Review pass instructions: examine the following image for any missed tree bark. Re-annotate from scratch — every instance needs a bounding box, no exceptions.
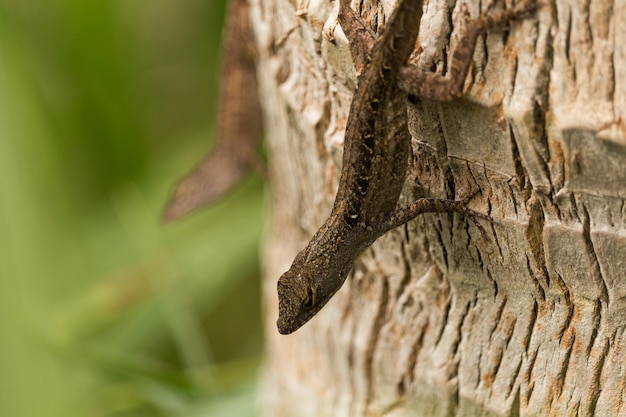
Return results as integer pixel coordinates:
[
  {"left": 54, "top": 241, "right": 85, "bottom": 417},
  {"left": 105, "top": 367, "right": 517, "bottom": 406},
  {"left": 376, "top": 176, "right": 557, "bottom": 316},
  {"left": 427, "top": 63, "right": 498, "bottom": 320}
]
[{"left": 251, "top": 0, "right": 626, "bottom": 415}]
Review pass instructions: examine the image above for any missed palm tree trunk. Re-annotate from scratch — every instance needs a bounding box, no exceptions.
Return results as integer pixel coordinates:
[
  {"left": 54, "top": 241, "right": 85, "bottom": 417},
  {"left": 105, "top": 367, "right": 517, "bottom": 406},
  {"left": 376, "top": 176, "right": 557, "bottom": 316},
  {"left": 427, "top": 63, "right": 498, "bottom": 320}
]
[{"left": 252, "top": 0, "right": 626, "bottom": 415}]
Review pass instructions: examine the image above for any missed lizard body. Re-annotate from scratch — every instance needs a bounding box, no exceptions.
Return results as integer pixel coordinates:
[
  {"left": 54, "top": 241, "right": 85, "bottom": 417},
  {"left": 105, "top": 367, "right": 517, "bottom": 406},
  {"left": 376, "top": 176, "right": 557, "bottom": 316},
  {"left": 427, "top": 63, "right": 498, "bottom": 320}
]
[{"left": 277, "top": 0, "right": 536, "bottom": 334}]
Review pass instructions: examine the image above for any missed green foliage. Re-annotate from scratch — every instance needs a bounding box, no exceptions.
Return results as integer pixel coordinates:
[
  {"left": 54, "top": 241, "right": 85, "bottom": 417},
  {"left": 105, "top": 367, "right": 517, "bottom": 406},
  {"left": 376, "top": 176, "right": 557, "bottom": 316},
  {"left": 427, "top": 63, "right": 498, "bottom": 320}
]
[{"left": 0, "top": 0, "right": 263, "bottom": 416}]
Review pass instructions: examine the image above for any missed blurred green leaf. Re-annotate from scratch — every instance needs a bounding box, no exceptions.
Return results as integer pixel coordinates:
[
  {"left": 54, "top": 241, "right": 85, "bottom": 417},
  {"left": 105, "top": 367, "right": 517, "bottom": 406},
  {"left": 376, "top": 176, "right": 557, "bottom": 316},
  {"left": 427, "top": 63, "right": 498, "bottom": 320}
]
[{"left": 0, "top": 0, "right": 263, "bottom": 416}]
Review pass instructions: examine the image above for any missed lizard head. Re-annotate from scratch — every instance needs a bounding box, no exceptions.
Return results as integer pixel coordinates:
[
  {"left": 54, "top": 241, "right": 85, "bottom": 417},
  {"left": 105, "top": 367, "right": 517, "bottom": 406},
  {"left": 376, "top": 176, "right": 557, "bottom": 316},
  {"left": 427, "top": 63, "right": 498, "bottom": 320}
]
[{"left": 276, "top": 245, "right": 353, "bottom": 334}]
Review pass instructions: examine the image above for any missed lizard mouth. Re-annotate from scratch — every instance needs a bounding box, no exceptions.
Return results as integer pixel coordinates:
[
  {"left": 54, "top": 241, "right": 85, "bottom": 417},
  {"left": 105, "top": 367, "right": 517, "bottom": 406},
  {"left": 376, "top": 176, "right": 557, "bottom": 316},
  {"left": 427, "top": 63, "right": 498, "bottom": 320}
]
[
  {"left": 276, "top": 316, "right": 294, "bottom": 335},
  {"left": 277, "top": 310, "right": 316, "bottom": 335},
  {"left": 276, "top": 309, "right": 301, "bottom": 335},
  {"left": 276, "top": 284, "right": 318, "bottom": 334},
  {"left": 276, "top": 295, "right": 307, "bottom": 334}
]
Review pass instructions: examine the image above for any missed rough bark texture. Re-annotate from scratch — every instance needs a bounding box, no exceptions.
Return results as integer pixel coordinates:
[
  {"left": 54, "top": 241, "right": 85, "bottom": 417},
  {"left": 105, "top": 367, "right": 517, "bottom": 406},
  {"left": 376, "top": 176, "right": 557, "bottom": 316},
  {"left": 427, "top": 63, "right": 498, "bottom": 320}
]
[{"left": 250, "top": 0, "right": 626, "bottom": 415}]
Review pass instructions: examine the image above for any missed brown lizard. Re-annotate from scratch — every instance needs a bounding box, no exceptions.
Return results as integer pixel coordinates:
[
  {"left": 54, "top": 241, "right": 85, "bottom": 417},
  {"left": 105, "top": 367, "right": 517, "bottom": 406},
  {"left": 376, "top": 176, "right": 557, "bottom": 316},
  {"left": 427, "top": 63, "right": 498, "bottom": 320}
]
[{"left": 276, "top": 0, "right": 537, "bottom": 334}]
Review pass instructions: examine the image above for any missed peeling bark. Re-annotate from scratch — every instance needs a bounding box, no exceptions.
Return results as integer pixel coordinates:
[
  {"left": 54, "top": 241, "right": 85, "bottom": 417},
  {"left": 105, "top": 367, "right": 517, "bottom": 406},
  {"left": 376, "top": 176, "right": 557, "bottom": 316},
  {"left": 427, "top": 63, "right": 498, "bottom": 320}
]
[{"left": 251, "top": 0, "right": 626, "bottom": 415}]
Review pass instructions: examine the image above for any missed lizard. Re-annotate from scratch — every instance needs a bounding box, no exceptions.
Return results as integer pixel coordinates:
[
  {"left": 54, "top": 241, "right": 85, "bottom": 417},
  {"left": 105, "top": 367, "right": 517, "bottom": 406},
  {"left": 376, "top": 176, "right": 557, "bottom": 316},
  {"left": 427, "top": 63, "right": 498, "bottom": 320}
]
[
  {"left": 276, "top": 0, "right": 537, "bottom": 334},
  {"left": 164, "top": 0, "right": 263, "bottom": 221}
]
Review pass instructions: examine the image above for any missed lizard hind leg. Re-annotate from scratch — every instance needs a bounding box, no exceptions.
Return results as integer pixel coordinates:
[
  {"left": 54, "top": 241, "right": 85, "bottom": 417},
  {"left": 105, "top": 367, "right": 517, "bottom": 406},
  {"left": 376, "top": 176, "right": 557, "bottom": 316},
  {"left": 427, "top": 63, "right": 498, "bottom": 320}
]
[
  {"left": 337, "top": 0, "right": 376, "bottom": 74},
  {"left": 397, "top": 0, "right": 539, "bottom": 100}
]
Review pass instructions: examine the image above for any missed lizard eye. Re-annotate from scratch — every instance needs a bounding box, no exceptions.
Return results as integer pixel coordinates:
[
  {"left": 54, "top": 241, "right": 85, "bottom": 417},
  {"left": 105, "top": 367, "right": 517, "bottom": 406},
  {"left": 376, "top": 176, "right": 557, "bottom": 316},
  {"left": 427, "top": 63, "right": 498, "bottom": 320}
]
[{"left": 304, "top": 287, "right": 316, "bottom": 308}]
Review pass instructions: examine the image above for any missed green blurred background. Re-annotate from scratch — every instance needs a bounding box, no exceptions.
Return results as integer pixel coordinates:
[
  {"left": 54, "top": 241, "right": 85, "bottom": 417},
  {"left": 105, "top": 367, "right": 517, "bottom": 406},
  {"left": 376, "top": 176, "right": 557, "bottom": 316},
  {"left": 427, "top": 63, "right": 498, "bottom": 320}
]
[{"left": 0, "top": 0, "right": 265, "bottom": 416}]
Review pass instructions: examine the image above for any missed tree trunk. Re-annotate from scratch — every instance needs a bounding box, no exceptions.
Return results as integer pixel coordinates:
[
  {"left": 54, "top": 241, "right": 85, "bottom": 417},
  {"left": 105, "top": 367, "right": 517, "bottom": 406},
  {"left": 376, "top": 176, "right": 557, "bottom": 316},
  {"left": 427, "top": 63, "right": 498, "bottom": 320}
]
[{"left": 251, "top": 0, "right": 626, "bottom": 415}]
